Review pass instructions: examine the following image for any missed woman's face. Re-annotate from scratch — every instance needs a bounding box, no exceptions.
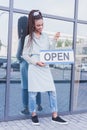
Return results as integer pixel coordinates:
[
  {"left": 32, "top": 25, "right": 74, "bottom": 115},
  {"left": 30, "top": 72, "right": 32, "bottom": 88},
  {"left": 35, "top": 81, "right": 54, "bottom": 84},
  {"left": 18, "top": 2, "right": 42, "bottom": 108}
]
[{"left": 34, "top": 19, "right": 43, "bottom": 33}]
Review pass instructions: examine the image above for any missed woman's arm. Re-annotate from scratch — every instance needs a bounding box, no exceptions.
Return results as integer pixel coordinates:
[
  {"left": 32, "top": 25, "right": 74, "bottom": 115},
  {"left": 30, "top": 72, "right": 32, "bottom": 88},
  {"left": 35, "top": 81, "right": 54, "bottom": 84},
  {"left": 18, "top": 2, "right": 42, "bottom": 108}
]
[
  {"left": 22, "top": 36, "right": 36, "bottom": 65},
  {"left": 22, "top": 35, "right": 46, "bottom": 67}
]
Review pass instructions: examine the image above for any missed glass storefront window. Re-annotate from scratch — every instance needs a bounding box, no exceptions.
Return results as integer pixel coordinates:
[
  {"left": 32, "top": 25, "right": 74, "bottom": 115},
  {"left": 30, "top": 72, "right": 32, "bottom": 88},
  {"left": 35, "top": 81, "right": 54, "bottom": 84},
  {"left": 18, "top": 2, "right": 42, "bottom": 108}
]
[
  {"left": 0, "top": 0, "right": 9, "bottom": 7},
  {"left": 13, "top": 0, "right": 75, "bottom": 18},
  {"left": 0, "top": 0, "right": 87, "bottom": 122},
  {"left": 8, "top": 13, "right": 74, "bottom": 117},
  {"left": 73, "top": 24, "right": 87, "bottom": 111},
  {"left": 0, "top": 11, "right": 8, "bottom": 119},
  {"left": 78, "top": 0, "right": 87, "bottom": 20}
]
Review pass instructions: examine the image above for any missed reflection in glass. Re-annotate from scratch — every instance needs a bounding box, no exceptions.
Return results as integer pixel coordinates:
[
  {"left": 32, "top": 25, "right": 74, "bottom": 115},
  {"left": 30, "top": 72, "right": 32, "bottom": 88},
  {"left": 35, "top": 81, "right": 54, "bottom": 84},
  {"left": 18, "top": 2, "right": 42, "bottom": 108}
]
[
  {"left": 0, "top": 11, "right": 8, "bottom": 79},
  {"left": 73, "top": 24, "right": 87, "bottom": 111},
  {"left": 78, "top": 0, "right": 87, "bottom": 20},
  {"left": 44, "top": 18, "right": 73, "bottom": 51},
  {"left": 14, "top": 0, "right": 75, "bottom": 18},
  {"left": 0, "top": 11, "right": 8, "bottom": 119},
  {"left": 9, "top": 13, "right": 28, "bottom": 116},
  {"left": 0, "top": 0, "right": 9, "bottom": 7}
]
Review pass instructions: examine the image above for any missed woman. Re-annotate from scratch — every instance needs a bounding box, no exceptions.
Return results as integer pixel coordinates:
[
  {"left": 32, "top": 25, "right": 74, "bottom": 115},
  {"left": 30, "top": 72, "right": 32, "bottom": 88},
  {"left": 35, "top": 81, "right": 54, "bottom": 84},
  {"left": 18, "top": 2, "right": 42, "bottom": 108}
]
[
  {"left": 16, "top": 16, "right": 43, "bottom": 115},
  {"left": 22, "top": 10, "right": 68, "bottom": 125}
]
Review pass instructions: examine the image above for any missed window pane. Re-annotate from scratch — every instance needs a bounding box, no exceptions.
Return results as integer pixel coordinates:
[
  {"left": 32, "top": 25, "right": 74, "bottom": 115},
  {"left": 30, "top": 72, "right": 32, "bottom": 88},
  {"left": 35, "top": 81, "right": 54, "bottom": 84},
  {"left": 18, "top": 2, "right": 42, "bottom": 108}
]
[
  {"left": 78, "top": 0, "right": 87, "bottom": 20},
  {"left": 9, "top": 13, "right": 28, "bottom": 116},
  {"left": 0, "top": 11, "right": 8, "bottom": 119},
  {"left": 0, "top": 0, "right": 9, "bottom": 7},
  {"left": 73, "top": 24, "right": 87, "bottom": 111},
  {"left": 43, "top": 18, "right": 73, "bottom": 50},
  {"left": 14, "top": 0, "right": 75, "bottom": 18}
]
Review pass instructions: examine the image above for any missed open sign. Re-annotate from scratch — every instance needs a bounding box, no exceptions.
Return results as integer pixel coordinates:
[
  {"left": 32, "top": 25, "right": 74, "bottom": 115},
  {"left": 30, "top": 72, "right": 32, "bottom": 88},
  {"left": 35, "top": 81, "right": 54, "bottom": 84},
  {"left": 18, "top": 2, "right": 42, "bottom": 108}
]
[{"left": 40, "top": 49, "right": 74, "bottom": 64}]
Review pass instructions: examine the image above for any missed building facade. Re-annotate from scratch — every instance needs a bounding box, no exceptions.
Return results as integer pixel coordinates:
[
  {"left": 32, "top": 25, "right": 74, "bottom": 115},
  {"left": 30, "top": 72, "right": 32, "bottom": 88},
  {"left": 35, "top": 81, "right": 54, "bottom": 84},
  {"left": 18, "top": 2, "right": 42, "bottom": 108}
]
[{"left": 0, "top": 0, "right": 87, "bottom": 121}]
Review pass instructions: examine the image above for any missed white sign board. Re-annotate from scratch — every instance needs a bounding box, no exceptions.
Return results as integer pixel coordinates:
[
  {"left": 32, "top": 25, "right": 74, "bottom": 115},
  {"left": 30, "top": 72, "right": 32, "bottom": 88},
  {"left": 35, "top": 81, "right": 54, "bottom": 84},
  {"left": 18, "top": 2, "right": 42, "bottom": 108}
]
[{"left": 40, "top": 49, "right": 74, "bottom": 64}]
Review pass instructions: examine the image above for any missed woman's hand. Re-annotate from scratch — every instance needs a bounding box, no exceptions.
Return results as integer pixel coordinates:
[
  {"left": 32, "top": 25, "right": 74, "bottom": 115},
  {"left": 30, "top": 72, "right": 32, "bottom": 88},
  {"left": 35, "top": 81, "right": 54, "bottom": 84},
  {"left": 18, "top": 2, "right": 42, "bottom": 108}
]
[
  {"left": 54, "top": 32, "right": 60, "bottom": 41},
  {"left": 36, "top": 62, "right": 46, "bottom": 67}
]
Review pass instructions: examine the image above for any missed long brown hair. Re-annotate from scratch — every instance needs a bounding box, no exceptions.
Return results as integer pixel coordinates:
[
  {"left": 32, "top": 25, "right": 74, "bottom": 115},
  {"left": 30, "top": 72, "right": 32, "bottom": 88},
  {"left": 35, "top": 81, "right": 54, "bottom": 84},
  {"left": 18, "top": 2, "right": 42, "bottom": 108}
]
[{"left": 27, "top": 10, "right": 43, "bottom": 41}]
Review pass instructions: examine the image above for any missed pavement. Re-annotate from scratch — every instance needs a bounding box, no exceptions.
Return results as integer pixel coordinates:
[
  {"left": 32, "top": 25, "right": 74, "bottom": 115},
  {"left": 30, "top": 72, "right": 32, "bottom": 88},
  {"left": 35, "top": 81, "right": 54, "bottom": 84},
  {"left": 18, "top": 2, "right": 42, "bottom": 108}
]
[{"left": 0, "top": 112, "right": 87, "bottom": 130}]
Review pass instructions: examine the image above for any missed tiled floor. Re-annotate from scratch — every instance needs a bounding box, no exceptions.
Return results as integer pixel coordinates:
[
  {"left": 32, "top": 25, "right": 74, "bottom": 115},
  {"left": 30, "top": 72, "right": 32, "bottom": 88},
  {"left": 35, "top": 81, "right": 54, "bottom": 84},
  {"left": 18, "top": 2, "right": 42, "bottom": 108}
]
[{"left": 0, "top": 113, "right": 87, "bottom": 130}]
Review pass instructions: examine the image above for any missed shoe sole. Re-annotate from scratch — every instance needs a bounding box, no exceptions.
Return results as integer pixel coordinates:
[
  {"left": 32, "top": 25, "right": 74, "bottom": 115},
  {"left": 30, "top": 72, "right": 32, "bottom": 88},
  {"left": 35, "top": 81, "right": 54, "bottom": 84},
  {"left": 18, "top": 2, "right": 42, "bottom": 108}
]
[
  {"left": 52, "top": 120, "right": 68, "bottom": 125},
  {"left": 32, "top": 122, "right": 40, "bottom": 126}
]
